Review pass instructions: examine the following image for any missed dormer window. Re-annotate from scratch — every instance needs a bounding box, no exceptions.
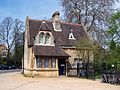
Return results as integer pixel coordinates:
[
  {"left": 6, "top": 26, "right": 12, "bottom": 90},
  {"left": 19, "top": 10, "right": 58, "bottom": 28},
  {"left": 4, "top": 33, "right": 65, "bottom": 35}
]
[
  {"left": 69, "top": 30, "right": 76, "bottom": 40},
  {"left": 45, "top": 33, "right": 50, "bottom": 44},
  {"left": 36, "top": 31, "right": 54, "bottom": 46},
  {"left": 39, "top": 32, "right": 44, "bottom": 44}
]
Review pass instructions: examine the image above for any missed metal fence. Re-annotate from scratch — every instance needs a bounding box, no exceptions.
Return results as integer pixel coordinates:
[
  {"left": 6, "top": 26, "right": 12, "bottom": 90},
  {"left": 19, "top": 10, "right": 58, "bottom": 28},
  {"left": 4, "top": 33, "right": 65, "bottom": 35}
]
[
  {"left": 67, "top": 61, "right": 120, "bottom": 84},
  {"left": 77, "top": 62, "right": 95, "bottom": 80}
]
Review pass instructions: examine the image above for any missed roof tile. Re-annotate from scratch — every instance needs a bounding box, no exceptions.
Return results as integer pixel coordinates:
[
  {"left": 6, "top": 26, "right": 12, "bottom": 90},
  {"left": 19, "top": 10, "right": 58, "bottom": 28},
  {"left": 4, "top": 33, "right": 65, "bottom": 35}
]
[{"left": 27, "top": 19, "right": 88, "bottom": 56}]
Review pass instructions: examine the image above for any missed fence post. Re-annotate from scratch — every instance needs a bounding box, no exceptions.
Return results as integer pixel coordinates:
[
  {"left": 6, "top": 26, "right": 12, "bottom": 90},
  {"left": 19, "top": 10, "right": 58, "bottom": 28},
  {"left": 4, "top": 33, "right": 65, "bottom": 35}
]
[{"left": 77, "top": 63, "right": 79, "bottom": 77}]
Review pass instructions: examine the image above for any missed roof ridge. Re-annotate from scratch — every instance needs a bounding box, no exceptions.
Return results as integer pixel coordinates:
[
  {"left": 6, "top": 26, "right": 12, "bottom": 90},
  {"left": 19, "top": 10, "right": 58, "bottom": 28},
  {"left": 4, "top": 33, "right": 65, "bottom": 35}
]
[
  {"left": 61, "top": 22, "right": 82, "bottom": 26},
  {"left": 29, "top": 19, "right": 51, "bottom": 23},
  {"left": 29, "top": 19, "right": 82, "bottom": 26}
]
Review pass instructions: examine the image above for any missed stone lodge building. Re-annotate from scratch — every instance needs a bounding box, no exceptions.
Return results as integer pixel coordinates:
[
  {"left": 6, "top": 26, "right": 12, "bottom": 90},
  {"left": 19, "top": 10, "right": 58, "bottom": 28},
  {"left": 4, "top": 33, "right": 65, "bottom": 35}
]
[
  {"left": 23, "top": 11, "right": 94, "bottom": 77},
  {"left": 0, "top": 44, "right": 7, "bottom": 58}
]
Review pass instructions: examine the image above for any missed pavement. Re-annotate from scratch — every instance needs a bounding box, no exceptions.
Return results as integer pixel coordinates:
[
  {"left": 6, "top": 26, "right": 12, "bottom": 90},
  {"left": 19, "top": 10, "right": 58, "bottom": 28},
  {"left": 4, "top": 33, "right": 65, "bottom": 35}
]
[{"left": 0, "top": 70, "right": 120, "bottom": 90}]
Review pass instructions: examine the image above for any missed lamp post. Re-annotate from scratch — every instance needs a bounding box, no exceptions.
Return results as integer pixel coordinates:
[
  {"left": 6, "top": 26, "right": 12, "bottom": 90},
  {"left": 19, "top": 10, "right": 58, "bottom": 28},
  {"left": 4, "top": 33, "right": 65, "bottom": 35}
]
[
  {"left": 111, "top": 64, "right": 115, "bottom": 75},
  {"left": 111, "top": 64, "right": 114, "bottom": 68}
]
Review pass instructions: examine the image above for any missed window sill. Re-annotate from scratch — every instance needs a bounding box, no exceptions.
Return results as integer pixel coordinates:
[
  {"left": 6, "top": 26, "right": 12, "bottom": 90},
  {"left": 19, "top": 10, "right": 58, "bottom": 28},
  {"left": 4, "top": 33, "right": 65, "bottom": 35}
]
[
  {"left": 35, "top": 44, "right": 55, "bottom": 46},
  {"left": 36, "top": 68, "right": 58, "bottom": 71}
]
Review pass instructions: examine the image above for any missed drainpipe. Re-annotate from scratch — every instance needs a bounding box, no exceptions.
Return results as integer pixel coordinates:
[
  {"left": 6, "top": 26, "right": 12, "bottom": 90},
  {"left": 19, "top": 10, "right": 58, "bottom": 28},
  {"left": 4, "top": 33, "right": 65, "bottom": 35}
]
[{"left": 22, "top": 32, "right": 25, "bottom": 74}]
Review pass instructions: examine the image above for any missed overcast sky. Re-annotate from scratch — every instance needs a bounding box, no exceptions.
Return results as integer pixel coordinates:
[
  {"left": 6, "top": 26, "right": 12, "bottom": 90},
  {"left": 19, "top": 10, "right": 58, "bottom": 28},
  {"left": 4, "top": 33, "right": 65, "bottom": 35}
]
[{"left": 0, "top": 0, "right": 120, "bottom": 22}]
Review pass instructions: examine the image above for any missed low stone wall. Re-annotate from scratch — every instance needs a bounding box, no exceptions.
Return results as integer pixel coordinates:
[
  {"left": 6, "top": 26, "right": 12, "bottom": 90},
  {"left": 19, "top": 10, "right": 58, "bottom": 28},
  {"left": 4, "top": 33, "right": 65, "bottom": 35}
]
[
  {"left": 23, "top": 69, "right": 59, "bottom": 77},
  {"left": 34, "top": 69, "right": 59, "bottom": 77}
]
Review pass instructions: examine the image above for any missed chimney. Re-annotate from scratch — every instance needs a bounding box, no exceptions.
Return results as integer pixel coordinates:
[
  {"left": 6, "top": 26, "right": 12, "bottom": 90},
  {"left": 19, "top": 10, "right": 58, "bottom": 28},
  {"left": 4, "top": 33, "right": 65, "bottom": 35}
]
[
  {"left": 52, "top": 11, "right": 60, "bottom": 22},
  {"left": 52, "top": 11, "right": 61, "bottom": 31}
]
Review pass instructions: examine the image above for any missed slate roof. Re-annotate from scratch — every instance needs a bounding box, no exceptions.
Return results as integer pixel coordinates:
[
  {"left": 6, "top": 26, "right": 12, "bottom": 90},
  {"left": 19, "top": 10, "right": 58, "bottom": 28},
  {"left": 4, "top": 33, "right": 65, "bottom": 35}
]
[
  {"left": 27, "top": 19, "right": 88, "bottom": 57},
  {"left": 34, "top": 46, "right": 70, "bottom": 57}
]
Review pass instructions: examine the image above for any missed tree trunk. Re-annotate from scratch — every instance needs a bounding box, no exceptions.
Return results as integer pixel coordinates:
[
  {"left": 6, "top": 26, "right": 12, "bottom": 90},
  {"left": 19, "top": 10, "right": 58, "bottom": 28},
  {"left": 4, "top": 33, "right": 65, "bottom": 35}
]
[
  {"left": 78, "top": 12, "right": 81, "bottom": 24},
  {"left": 6, "top": 50, "right": 10, "bottom": 65}
]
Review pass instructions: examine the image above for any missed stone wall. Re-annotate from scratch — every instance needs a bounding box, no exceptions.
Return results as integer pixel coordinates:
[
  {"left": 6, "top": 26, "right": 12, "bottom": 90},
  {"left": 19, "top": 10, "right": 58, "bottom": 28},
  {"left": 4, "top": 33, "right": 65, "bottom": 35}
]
[
  {"left": 34, "top": 69, "right": 59, "bottom": 77},
  {"left": 23, "top": 54, "right": 59, "bottom": 77},
  {"left": 23, "top": 17, "right": 29, "bottom": 72},
  {"left": 63, "top": 48, "right": 94, "bottom": 63},
  {"left": 63, "top": 48, "right": 77, "bottom": 64}
]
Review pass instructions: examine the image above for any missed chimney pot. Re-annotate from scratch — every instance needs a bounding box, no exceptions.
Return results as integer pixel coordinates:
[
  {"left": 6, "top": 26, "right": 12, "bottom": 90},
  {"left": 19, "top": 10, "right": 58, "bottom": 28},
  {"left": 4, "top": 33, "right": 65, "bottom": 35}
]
[{"left": 52, "top": 11, "right": 60, "bottom": 17}]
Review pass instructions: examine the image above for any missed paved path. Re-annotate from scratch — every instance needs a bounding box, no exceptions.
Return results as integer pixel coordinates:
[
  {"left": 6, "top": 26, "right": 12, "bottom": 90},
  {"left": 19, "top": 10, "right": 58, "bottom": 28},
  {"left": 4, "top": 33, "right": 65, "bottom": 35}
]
[{"left": 0, "top": 71, "right": 120, "bottom": 90}]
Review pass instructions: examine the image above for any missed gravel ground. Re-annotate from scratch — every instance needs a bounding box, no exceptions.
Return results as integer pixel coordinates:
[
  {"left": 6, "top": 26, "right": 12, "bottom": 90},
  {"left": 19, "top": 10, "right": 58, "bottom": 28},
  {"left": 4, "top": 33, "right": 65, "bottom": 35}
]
[{"left": 0, "top": 71, "right": 120, "bottom": 90}]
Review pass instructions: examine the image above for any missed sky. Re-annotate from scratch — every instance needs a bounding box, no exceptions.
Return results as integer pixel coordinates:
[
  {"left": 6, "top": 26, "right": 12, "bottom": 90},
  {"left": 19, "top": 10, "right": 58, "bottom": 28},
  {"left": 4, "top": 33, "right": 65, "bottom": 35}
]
[
  {"left": 0, "top": 0, "right": 62, "bottom": 22},
  {"left": 0, "top": 0, "right": 120, "bottom": 23}
]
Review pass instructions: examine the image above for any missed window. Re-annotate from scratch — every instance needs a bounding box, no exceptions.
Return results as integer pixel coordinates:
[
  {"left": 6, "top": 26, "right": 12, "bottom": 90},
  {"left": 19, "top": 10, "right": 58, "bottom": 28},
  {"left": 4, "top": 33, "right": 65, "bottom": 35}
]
[
  {"left": 44, "top": 58, "right": 49, "bottom": 68},
  {"left": 74, "top": 58, "right": 82, "bottom": 68},
  {"left": 45, "top": 33, "right": 50, "bottom": 44},
  {"left": 39, "top": 32, "right": 44, "bottom": 44},
  {"left": 1, "top": 52, "right": 7, "bottom": 57},
  {"left": 51, "top": 58, "right": 56, "bottom": 68},
  {"left": 2, "top": 52, "right": 7, "bottom": 56},
  {"left": 36, "top": 57, "right": 42, "bottom": 68},
  {"left": 38, "top": 32, "right": 53, "bottom": 45},
  {"left": 69, "top": 30, "right": 76, "bottom": 40},
  {"left": 74, "top": 58, "right": 80, "bottom": 68}
]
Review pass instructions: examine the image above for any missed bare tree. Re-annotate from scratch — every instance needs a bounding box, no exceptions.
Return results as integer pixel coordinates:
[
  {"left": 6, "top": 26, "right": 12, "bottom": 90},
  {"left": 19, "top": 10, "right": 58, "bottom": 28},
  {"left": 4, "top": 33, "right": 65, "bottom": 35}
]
[
  {"left": 0, "top": 17, "right": 24, "bottom": 65},
  {"left": 60, "top": 0, "right": 119, "bottom": 45},
  {"left": 13, "top": 19, "right": 24, "bottom": 66}
]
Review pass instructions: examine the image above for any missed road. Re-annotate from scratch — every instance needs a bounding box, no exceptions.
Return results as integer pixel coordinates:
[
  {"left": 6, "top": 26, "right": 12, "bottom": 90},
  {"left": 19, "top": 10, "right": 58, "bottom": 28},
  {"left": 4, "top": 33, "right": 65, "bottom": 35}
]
[
  {"left": 0, "top": 70, "right": 120, "bottom": 90},
  {"left": 0, "top": 69, "right": 22, "bottom": 74}
]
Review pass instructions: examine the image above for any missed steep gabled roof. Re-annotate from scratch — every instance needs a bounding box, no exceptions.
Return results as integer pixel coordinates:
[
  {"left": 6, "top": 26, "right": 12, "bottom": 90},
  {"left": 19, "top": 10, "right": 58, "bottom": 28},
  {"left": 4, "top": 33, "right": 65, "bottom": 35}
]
[
  {"left": 38, "top": 21, "right": 51, "bottom": 31},
  {"left": 28, "top": 19, "right": 54, "bottom": 46},
  {"left": 28, "top": 19, "right": 88, "bottom": 46},
  {"left": 26, "top": 18, "right": 88, "bottom": 56}
]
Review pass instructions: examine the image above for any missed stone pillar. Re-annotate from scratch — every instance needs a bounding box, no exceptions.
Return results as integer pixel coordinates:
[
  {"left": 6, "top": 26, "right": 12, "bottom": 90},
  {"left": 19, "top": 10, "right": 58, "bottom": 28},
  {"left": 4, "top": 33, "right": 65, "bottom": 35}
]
[
  {"left": 56, "top": 58, "right": 58, "bottom": 69},
  {"left": 34, "top": 58, "right": 36, "bottom": 69},
  {"left": 56, "top": 58, "right": 59, "bottom": 76},
  {"left": 66, "top": 58, "right": 68, "bottom": 76}
]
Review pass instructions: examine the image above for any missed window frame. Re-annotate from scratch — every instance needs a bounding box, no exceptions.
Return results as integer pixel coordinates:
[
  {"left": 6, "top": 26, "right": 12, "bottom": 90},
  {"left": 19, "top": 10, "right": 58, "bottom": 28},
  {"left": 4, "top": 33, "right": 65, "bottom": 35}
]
[
  {"left": 39, "top": 32, "right": 44, "bottom": 44},
  {"left": 51, "top": 58, "right": 56, "bottom": 68},
  {"left": 45, "top": 33, "right": 51, "bottom": 44},
  {"left": 36, "top": 57, "right": 42, "bottom": 68},
  {"left": 44, "top": 58, "right": 49, "bottom": 68}
]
